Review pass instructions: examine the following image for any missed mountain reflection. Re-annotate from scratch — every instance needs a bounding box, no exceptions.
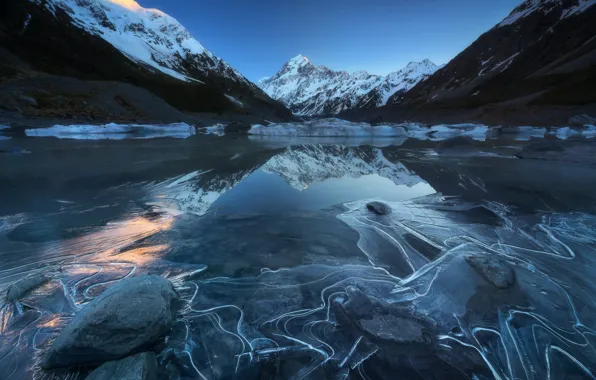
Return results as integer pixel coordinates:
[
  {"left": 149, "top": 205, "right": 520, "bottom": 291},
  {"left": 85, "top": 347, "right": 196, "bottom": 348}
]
[{"left": 147, "top": 144, "right": 430, "bottom": 216}]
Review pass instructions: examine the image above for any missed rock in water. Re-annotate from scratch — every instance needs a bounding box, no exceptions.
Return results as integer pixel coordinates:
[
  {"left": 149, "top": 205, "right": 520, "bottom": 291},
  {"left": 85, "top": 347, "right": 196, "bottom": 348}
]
[
  {"left": 6, "top": 273, "right": 48, "bottom": 301},
  {"left": 522, "top": 140, "right": 565, "bottom": 153},
  {"left": 435, "top": 136, "right": 477, "bottom": 155},
  {"left": 569, "top": 114, "right": 596, "bottom": 127},
  {"left": 224, "top": 122, "right": 251, "bottom": 134},
  {"left": 85, "top": 352, "right": 158, "bottom": 380},
  {"left": 465, "top": 255, "right": 515, "bottom": 289},
  {"left": 43, "top": 275, "right": 179, "bottom": 369},
  {"left": 366, "top": 201, "right": 392, "bottom": 216},
  {"left": 358, "top": 314, "right": 436, "bottom": 353}
]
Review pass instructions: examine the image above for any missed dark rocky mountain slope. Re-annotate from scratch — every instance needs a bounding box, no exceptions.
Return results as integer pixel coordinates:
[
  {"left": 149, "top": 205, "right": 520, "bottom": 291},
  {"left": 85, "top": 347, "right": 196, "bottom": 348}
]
[
  {"left": 342, "top": 0, "right": 596, "bottom": 126},
  {"left": 396, "top": 0, "right": 596, "bottom": 108},
  {"left": 0, "top": 0, "right": 293, "bottom": 124}
]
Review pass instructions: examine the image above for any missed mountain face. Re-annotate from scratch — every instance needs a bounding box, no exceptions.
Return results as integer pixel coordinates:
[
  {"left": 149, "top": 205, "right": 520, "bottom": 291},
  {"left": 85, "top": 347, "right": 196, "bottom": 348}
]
[
  {"left": 258, "top": 55, "right": 439, "bottom": 116},
  {"left": 0, "top": 0, "right": 292, "bottom": 121},
  {"left": 397, "top": 0, "right": 596, "bottom": 107},
  {"left": 31, "top": 0, "right": 249, "bottom": 85}
]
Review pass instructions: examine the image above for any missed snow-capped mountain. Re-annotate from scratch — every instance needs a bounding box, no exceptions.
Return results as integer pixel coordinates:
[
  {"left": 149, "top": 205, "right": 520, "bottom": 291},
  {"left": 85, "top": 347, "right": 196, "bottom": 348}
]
[
  {"left": 30, "top": 0, "right": 252, "bottom": 86},
  {"left": 397, "top": 0, "right": 596, "bottom": 107},
  {"left": 258, "top": 55, "right": 439, "bottom": 116}
]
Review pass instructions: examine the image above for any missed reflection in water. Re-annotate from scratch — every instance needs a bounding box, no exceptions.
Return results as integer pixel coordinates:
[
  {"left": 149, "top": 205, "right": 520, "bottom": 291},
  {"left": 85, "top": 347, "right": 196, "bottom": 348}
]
[{"left": 1, "top": 141, "right": 596, "bottom": 379}]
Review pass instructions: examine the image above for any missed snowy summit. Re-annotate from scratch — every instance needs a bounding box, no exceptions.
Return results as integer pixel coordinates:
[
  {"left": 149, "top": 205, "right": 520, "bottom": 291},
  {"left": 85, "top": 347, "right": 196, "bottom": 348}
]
[
  {"left": 32, "top": 0, "right": 252, "bottom": 86},
  {"left": 258, "top": 56, "right": 440, "bottom": 116}
]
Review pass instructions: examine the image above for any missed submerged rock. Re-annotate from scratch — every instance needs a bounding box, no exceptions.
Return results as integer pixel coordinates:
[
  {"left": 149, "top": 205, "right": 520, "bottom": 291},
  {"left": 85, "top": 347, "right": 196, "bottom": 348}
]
[
  {"left": 224, "top": 122, "right": 251, "bottom": 134},
  {"left": 357, "top": 312, "right": 436, "bottom": 355},
  {"left": 6, "top": 273, "right": 48, "bottom": 301},
  {"left": 435, "top": 136, "right": 476, "bottom": 155},
  {"left": 85, "top": 352, "right": 158, "bottom": 380},
  {"left": 569, "top": 114, "right": 595, "bottom": 127},
  {"left": 366, "top": 201, "right": 392, "bottom": 216},
  {"left": 43, "top": 275, "right": 179, "bottom": 369},
  {"left": 465, "top": 255, "right": 515, "bottom": 289},
  {"left": 522, "top": 140, "right": 565, "bottom": 153}
]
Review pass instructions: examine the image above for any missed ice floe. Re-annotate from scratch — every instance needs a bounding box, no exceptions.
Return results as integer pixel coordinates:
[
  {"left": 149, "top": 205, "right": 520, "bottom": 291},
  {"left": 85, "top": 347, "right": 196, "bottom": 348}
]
[
  {"left": 554, "top": 126, "right": 596, "bottom": 139},
  {"left": 25, "top": 123, "right": 196, "bottom": 140},
  {"left": 249, "top": 118, "right": 492, "bottom": 140},
  {"left": 249, "top": 118, "right": 408, "bottom": 137},
  {"left": 198, "top": 123, "right": 226, "bottom": 137}
]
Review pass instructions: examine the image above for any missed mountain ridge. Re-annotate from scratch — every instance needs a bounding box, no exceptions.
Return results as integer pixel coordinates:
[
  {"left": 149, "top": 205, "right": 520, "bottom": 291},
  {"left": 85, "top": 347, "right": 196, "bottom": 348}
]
[{"left": 258, "top": 55, "right": 440, "bottom": 116}]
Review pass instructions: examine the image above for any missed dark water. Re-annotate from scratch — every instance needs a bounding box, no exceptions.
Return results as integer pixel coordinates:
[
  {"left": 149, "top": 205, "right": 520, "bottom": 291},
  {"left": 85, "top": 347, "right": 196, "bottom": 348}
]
[{"left": 1, "top": 135, "right": 596, "bottom": 379}]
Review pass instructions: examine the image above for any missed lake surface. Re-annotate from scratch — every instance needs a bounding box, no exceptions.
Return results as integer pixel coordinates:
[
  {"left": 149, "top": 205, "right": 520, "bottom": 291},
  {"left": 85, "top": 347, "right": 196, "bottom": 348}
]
[{"left": 2, "top": 134, "right": 596, "bottom": 379}]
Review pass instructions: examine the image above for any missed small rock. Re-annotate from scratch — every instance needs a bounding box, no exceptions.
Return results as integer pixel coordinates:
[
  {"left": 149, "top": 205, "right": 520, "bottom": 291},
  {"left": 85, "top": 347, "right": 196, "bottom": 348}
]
[
  {"left": 569, "top": 114, "right": 596, "bottom": 127},
  {"left": 465, "top": 255, "right": 515, "bottom": 289},
  {"left": 42, "top": 275, "right": 179, "bottom": 369},
  {"left": 224, "top": 122, "right": 251, "bottom": 134},
  {"left": 85, "top": 352, "right": 158, "bottom": 380},
  {"left": 6, "top": 273, "right": 48, "bottom": 301},
  {"left": 359, "top": 314, "right": 434, "bottom": 347},
  {"left": 366, "top": 201, "right": 392, "bottom": 216}
]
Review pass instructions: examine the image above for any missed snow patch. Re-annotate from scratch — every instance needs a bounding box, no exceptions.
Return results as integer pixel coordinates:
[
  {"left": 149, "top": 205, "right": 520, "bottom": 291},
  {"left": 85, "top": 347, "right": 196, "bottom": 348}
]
[
  {"left": 25, "top": 123, "right": 196, "bottom": 140},
  {"left": 224, "top": 94, "right": 244, "bottom": 108}
]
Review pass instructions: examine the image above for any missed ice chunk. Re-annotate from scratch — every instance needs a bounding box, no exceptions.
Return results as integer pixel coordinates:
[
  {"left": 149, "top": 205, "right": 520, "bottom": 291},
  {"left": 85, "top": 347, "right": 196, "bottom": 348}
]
[
  {"left": 199, "top": 123, "right": 226, "bottom": 136},
  {"left": 510, "top": 126, "right": 546, "bottom": 141},
  {"left": 428, "top": 124, "right": 488, "bottom": 141},
  {"left": 25, "top": 123, "right": 196, "bottom": 140},
  {"left": 556, "top": 127, "right": 581, "bottom": 140},
  {"left": 250, "top": 118, "right": 407, "bottom": 137}
]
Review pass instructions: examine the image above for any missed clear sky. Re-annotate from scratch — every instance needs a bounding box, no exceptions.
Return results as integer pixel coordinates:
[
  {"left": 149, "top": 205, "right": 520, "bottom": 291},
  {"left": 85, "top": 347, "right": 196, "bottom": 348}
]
[{"left": 137, "top": 0, "right": 521, "bottom": 81}]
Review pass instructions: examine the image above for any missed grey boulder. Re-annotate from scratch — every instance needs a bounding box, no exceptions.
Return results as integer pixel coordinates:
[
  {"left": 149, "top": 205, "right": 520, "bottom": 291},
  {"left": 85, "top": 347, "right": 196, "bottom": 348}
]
[
  {"left": 569, "top": 114, "right": 596, "bottom": 127},
  {"left": 43, "top": 275, "right": 179, "bottom": 369},
  {"left": 85, "top": 352, "right": 158, "bottom": 380},
  {"left": 465, "top": 255, "right": 515, "bottom": 289},
  {"left": 366, "top": 201, "right": 392, "bottom": 216},
  {"left": 6, "top": 273, "right": 48, "bottom": 301}
]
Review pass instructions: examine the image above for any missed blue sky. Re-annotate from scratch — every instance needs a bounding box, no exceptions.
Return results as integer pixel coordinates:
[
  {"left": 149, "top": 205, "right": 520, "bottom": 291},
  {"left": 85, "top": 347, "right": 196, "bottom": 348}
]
[{"left": 138, "top": 0, "right": 521, "bottom": 81}]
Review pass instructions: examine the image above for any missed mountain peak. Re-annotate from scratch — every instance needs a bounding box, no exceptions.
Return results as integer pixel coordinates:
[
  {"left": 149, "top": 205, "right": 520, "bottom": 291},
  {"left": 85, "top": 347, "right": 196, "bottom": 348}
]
[{"left": 287, "top": 54, "right": 310, "bottom": 67}]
